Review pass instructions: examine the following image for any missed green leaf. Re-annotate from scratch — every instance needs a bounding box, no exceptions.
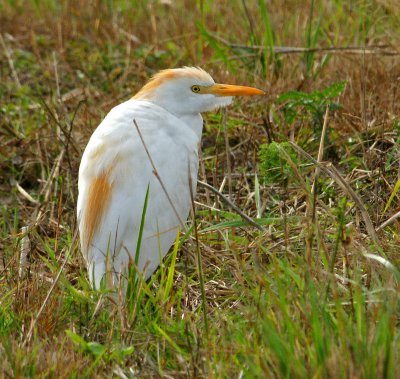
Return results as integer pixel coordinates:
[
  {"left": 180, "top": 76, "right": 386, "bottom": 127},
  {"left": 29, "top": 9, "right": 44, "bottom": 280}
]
[
  {"left": 276, "top": 81, "right": 346, "bottom": 127},
  {"left": 86, "top": 342, "right": 107, "bottom": 358},
  {"left": 65, "top": 329, "right": 87, "bottom": 346}
]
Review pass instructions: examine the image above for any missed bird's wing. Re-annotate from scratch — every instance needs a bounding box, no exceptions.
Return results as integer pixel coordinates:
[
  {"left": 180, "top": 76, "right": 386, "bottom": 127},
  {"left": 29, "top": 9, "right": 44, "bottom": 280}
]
[{"left": 77, "top": 100, "right": 200, "bottom": 288}]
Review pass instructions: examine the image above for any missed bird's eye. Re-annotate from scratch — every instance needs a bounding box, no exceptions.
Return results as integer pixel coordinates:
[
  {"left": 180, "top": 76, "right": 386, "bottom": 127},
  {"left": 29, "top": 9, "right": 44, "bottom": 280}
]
[{"left": 191, "top": 85, "right": 201, "bottom": 93}]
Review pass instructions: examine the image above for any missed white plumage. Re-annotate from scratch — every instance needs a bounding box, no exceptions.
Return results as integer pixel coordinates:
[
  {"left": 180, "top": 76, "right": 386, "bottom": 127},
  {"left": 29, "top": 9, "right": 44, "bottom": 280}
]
[{"left": 77, "top": 67, "right": 264, "bottom": 291}]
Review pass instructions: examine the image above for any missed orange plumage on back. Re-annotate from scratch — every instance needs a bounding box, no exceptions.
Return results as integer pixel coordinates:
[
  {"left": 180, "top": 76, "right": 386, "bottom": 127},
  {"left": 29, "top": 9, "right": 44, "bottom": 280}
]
[{"left": 82, "top": 171, "right": 112, "bottom": 254}]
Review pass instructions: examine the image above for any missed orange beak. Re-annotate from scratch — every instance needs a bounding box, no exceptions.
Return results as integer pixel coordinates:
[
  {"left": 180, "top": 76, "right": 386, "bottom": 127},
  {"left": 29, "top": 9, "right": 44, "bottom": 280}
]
[{"left": 209, "top": 83, "right": 266, "bottom": 97}]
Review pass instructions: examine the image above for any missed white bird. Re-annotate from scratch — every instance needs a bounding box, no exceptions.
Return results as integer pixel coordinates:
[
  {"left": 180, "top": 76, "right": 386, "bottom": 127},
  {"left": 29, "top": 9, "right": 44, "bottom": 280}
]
[{"left": 77, "top": 67, "right": 264, "bottom": 291}]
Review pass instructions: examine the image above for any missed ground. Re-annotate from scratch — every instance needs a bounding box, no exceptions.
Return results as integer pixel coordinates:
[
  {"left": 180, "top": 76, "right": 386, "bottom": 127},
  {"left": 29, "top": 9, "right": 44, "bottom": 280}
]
[{"left": 0, "top": 1, "right": 399, "bottom": 377}]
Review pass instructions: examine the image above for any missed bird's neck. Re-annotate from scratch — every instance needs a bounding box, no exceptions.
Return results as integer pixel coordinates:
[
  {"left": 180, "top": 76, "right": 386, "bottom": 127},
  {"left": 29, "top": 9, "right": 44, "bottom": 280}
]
[
  {"left": 133, "top": 100, "right": 204, "bottom": 141},
  {"left": 178, "top": 113, "right": 204, "bottom": 140}
]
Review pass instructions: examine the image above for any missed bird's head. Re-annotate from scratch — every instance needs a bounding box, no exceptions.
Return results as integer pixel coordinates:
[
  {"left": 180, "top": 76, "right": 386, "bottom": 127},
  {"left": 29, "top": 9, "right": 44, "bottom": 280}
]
[{"left": 133, "top": 67, "right": 265, "bottom": 116}]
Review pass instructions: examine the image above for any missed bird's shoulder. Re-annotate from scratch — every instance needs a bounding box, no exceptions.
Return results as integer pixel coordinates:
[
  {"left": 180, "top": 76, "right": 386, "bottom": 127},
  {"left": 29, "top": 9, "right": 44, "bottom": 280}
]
[
  {"left": 79, "top": 99, "right": 199, "bottom": 183},
  {"left": 100, "top": 99, "right": 188, "bottom": 133}
]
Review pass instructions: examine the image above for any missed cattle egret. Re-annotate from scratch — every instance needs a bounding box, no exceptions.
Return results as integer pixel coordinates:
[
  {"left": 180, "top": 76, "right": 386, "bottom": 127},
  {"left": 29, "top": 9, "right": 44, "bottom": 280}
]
[{"left": 77, "top": 67, "right": 265, "bottom": 291}]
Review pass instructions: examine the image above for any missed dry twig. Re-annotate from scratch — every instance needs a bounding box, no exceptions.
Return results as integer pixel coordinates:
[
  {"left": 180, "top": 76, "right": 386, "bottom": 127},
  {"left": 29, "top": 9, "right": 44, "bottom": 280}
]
[
  {"left": 376, "top": 210, "right": 400, "bottom": 231},
  {"left": 0, "top": 33, "right": 21, "bottom": 88},
  {"left": 133, "top": 119, "right": 186, "bottom": 230},
  {"left": 209, "top": 33, "right": 399, "bottom": 56},
  {"left": 311, "top": 106, "right": 330, "bottom": 221}
]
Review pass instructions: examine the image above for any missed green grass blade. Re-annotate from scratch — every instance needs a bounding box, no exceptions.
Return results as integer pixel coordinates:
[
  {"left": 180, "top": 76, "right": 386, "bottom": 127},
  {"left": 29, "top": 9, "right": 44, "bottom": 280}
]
[
  {"left": 134, "top": 183, "right": 150, "bottom": 266},
  {"left": 126, "top": 183, "right": 150, "bottom": 313},
  {"left": 201, "top": 216, "right": 303, "bottom": 232},
  {"left": 163, "top": 229, "right": 179, "bottom": 302},
  {"left": 254, "top": 173, "right": 261, "bottom": 218},
  {"left": 259, "top": 0, "right": 275, "bottom": 60},
  {"left": 383, "top": 178, "right": 400, "bottom": 215}
]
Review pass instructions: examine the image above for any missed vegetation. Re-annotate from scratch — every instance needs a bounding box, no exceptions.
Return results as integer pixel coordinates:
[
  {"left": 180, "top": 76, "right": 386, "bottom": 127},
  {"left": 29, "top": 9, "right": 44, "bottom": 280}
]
[{"left": 1, "top": 0, "right": 399, "bottom": 377}]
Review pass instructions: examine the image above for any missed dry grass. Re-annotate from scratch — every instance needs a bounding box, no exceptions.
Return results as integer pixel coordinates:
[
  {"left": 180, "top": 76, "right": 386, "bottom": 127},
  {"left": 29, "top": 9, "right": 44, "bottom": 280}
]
[{"left": 1, "top": 0, "right": 399, "bottom": 377}]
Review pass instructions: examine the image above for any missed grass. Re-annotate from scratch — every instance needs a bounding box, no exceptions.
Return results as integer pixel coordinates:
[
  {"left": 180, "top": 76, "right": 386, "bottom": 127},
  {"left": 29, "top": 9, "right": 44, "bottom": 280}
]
[{"left": 1, "top": 0, "right": 399, "bottom": 377}]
